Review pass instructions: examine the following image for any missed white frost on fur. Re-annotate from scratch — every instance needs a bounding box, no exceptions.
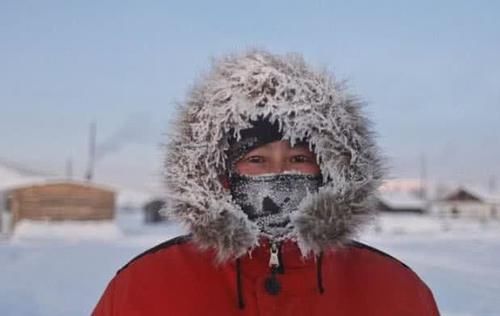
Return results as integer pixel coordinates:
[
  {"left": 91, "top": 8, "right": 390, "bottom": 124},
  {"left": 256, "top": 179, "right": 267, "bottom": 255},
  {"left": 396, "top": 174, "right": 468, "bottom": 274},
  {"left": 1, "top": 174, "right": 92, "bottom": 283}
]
[{"left": 164, "top": 49, "right": 384, "bottom": 260}]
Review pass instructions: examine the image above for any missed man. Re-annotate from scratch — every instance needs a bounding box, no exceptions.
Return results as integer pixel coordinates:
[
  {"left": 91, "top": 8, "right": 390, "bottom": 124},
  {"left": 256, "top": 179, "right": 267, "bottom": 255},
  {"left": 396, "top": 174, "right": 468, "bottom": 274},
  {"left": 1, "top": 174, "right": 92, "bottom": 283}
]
[{"left": 93, "top": 50, "right": 440, "bottom": 315}]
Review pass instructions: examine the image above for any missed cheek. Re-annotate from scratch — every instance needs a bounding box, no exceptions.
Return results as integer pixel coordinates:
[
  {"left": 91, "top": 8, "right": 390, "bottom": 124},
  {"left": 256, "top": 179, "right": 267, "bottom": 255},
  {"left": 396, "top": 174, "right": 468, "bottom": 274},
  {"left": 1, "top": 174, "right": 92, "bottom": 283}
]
[
  {"left": 294, "top": 163, "right": 321, "bottom": 175},
  {"left": 235, "top": 162, "right": 266, "bottom": 175}
]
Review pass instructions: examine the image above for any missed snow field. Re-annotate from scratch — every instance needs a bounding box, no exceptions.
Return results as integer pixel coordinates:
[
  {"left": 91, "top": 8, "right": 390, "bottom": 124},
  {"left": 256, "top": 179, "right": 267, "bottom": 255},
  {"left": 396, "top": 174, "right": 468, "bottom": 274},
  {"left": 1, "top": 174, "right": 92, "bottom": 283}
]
[{"left": 1, "top": 212, "right": 499, "bottom": 316}]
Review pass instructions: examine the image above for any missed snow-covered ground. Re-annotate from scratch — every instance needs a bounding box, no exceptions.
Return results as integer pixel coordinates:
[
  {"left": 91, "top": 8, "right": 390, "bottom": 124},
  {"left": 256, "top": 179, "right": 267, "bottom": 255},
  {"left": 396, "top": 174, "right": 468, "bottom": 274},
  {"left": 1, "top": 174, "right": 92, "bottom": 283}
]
[
  {"left": 362, "top": 215, "right": 500, "bottom": 316},
  {"left": 1, "top": 212, "right": 499, "bottom": 316}
]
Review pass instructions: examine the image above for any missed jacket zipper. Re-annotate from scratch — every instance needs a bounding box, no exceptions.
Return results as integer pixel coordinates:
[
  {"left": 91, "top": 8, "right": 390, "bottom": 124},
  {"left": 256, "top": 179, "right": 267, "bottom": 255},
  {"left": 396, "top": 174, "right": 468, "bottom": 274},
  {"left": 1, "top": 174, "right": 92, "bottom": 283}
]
[
  {"left": 265, "top": 240, "right": 282, "bottom": 295},
  {"left": 269, "top": 241, "right": 280, "bottom": 268}
]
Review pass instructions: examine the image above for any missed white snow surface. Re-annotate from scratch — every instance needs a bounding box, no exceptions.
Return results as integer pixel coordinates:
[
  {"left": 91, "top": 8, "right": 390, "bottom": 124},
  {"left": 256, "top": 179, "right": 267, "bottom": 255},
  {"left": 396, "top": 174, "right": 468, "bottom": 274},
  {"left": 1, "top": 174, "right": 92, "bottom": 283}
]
[
  {"left": 1, "top": 212, "right": 499, "bottom": 316},
  {"left": 0, "top": 164, "right": 47, "bottom": 191},
  {"left": 378, "top": 191, "right": 426, "bottom": 209},
  {"left": 11, "top": 220, "right": 123, "bottom": 241}
]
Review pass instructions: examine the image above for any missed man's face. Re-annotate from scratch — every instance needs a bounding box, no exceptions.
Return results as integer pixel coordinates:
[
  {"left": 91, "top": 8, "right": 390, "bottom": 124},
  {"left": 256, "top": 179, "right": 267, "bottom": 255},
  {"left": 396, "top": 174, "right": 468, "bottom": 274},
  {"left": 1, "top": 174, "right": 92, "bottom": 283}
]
[
  {"left": 234, "top": 140, "right": 320, "bottom": 176},
  {"left": 227, "top": 140, "right": 322, "bottom": 235}
]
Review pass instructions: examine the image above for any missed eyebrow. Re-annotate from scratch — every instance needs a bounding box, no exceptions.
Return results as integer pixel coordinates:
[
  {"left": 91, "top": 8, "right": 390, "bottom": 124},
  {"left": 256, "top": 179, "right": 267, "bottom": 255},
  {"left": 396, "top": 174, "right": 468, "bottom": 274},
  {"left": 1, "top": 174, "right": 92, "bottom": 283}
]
[{"left": 289, "top": 146, "right": 313, "bottom": 153}]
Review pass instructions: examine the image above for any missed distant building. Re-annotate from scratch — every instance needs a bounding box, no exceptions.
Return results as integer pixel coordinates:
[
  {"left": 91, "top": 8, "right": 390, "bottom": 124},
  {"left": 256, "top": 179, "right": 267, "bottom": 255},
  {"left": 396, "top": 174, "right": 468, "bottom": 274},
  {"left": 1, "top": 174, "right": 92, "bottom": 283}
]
[
  {"left": 375, "top": 191, "right": 427, "bottom": 214},
  {"left": 377, "top": 178, "right": 500, "bottom": 222},
  {"left": 379, "top": 178, "right": 425, "bottom": 193},
  {"left": 143, "top": 199, "right": 167, "bottom": 223},
  {"left": 0, "top": 193, "right": 9, "bottom": 235},
  {"left": 1, "top": 180, "right": 115, "bottom": 231},
  {"left": 430, "top": 187, "right": 498, "bottom": 219}
]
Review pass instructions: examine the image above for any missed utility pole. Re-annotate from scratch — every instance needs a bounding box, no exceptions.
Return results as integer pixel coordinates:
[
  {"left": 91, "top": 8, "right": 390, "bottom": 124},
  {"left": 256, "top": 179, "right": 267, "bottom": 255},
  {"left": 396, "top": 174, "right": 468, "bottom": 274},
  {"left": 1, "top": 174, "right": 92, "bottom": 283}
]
[
  {"left": 488, "top": 175, "right": 497, "bottom": 193},
  {"left": 65, "top": 157, "right": 73, "bottom": 180},
  {"left": 420, "top": 153, "right": 430, "bottom": 213},
  {"left": 420, "top": 153, "right": 428, "bottom": 200},
  {"left": 85, "top": 122, "right": 96, "bottom": 182}
]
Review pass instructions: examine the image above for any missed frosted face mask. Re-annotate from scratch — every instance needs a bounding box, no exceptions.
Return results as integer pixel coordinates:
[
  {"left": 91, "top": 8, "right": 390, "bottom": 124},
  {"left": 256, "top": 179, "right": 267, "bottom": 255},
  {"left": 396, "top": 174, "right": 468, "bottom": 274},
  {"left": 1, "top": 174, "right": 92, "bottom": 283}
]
[{"left": 230, "top": 173, "right": 322, "bottom": 238}]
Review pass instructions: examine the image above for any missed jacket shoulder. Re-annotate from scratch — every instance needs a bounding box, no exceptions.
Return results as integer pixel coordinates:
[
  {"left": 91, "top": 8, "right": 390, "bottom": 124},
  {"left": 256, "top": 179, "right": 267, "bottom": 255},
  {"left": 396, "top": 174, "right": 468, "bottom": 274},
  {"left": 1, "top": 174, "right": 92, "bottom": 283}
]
[
  {"left": 348, "top": 240, "right": 411, "bottom": 270},
  {"left": 341, "top": 241, "right": 439, "bottom": 314},
  {"left": 341, "top": 240, "right": 432, "bottom": 294},
  {"left": 93, "top": 235, "right": 195, "bottom": 315},
  {"left": 116, "top": 234, "right": 192, "bottom": 275}
]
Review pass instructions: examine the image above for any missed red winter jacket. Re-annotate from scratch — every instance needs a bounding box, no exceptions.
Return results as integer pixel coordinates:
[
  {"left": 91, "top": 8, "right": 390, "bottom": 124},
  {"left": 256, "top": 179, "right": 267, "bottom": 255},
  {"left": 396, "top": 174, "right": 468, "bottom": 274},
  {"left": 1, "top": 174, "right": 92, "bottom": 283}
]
[{"left": 93, "top": 235, "right": 439, "bottom": 316}]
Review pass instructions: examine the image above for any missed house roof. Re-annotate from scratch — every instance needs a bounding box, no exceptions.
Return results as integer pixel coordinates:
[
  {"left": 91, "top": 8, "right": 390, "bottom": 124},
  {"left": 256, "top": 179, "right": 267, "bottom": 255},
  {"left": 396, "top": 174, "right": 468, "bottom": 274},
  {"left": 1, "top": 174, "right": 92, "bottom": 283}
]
[
  {"left": 437, "top": 186, "right": 500, "bottom": 204},
  {"left": 442, "top": 187, "right": 483, "bottom": 202},
  {"left": 0, "top": 163, "right": 48, "bottom": 191},
  {"left": 377, "top": 191, "right": 426, "bottom": 209}
]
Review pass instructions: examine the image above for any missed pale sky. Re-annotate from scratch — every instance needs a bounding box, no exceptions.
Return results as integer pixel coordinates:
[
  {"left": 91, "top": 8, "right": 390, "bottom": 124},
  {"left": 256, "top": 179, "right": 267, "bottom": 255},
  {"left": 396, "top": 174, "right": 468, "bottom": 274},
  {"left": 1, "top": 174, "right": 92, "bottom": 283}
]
[{"left": 1, "top": 0, "right": 499, "bottom": 192}]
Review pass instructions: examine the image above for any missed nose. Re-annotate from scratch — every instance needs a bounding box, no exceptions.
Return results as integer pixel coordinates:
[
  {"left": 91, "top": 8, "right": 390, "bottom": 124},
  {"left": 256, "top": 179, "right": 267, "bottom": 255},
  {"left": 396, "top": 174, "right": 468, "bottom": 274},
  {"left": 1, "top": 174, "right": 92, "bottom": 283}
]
[{"left": 267, "top": 160, "right": 287, "bottom": 174}]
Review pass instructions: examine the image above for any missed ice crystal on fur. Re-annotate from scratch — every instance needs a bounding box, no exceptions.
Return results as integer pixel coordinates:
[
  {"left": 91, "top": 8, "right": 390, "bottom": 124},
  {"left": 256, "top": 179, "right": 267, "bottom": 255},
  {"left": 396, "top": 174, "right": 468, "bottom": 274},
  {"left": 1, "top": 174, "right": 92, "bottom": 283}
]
[{"left": 164, "top": 49, "right": 384, "bottom": 260}]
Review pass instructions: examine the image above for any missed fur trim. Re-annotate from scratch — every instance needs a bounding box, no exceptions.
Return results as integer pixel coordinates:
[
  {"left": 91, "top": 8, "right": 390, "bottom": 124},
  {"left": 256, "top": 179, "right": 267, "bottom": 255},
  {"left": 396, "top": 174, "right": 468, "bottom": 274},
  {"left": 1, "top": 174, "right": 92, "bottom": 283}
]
[{"left": 164, "top": 49, "right": 384, "bottom": 261}]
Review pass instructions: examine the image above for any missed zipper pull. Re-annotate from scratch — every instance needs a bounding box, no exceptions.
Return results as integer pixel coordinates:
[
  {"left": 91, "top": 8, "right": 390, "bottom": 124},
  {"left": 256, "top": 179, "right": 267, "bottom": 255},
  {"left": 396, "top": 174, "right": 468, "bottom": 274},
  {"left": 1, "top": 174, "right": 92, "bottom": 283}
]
[
  {"left": 269, "top": 242, "right": 280, "bottom": 268},
  {"left": 265, "top": 241, "right": 282, "bottom": 295}
]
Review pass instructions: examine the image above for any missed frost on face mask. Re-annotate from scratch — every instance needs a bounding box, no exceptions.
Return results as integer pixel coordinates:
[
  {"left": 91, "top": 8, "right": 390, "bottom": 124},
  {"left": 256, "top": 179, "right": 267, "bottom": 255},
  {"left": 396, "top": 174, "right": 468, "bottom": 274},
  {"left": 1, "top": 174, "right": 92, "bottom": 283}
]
[{"left": 230, "top": 173, "right": 322, "bottom": 239}]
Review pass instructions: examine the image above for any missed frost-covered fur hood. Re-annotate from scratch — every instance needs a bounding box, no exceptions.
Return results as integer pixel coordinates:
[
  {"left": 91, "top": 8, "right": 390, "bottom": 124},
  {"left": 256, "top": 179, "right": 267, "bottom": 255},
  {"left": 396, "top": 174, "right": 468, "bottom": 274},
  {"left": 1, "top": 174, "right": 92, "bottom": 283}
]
[{"left": 164, "top": 50, "right": 384, "bottom": 261}]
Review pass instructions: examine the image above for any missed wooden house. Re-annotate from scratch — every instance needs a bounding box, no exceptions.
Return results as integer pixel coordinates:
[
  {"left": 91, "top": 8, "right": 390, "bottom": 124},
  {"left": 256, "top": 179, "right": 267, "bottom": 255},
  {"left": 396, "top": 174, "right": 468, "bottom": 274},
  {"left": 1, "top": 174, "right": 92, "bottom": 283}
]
[{"left": 3, "top": 181, "right": 115, "bottom": 230}]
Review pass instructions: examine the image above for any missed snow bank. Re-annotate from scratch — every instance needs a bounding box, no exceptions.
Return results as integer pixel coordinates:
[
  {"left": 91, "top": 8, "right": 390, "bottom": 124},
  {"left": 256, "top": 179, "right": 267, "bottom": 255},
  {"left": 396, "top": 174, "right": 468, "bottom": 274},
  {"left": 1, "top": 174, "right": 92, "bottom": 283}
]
[
  {"left": 365, "top": 213, "right": 500, "bottom": 237},
  {"left": 11, "top": 220, "right": 123, "bottom": 242}
]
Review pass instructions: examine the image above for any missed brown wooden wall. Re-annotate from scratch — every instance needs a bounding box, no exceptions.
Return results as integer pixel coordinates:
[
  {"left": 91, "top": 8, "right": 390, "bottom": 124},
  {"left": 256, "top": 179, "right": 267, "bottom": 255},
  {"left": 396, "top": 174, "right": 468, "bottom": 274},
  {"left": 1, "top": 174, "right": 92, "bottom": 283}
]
[{"left": 9, "top": 182, "right": 115, "bottom": 225}]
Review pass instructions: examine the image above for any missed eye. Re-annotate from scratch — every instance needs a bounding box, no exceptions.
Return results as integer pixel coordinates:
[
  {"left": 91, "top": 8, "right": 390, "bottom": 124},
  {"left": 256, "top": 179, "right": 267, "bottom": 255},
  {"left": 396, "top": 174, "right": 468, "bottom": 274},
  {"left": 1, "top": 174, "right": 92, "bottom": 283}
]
[
  {"left": 290, "top": 155, "right": 314, "bottom": 163},
  {"left": 244, "top": 156, "right": 265, "bottom": 163}
]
